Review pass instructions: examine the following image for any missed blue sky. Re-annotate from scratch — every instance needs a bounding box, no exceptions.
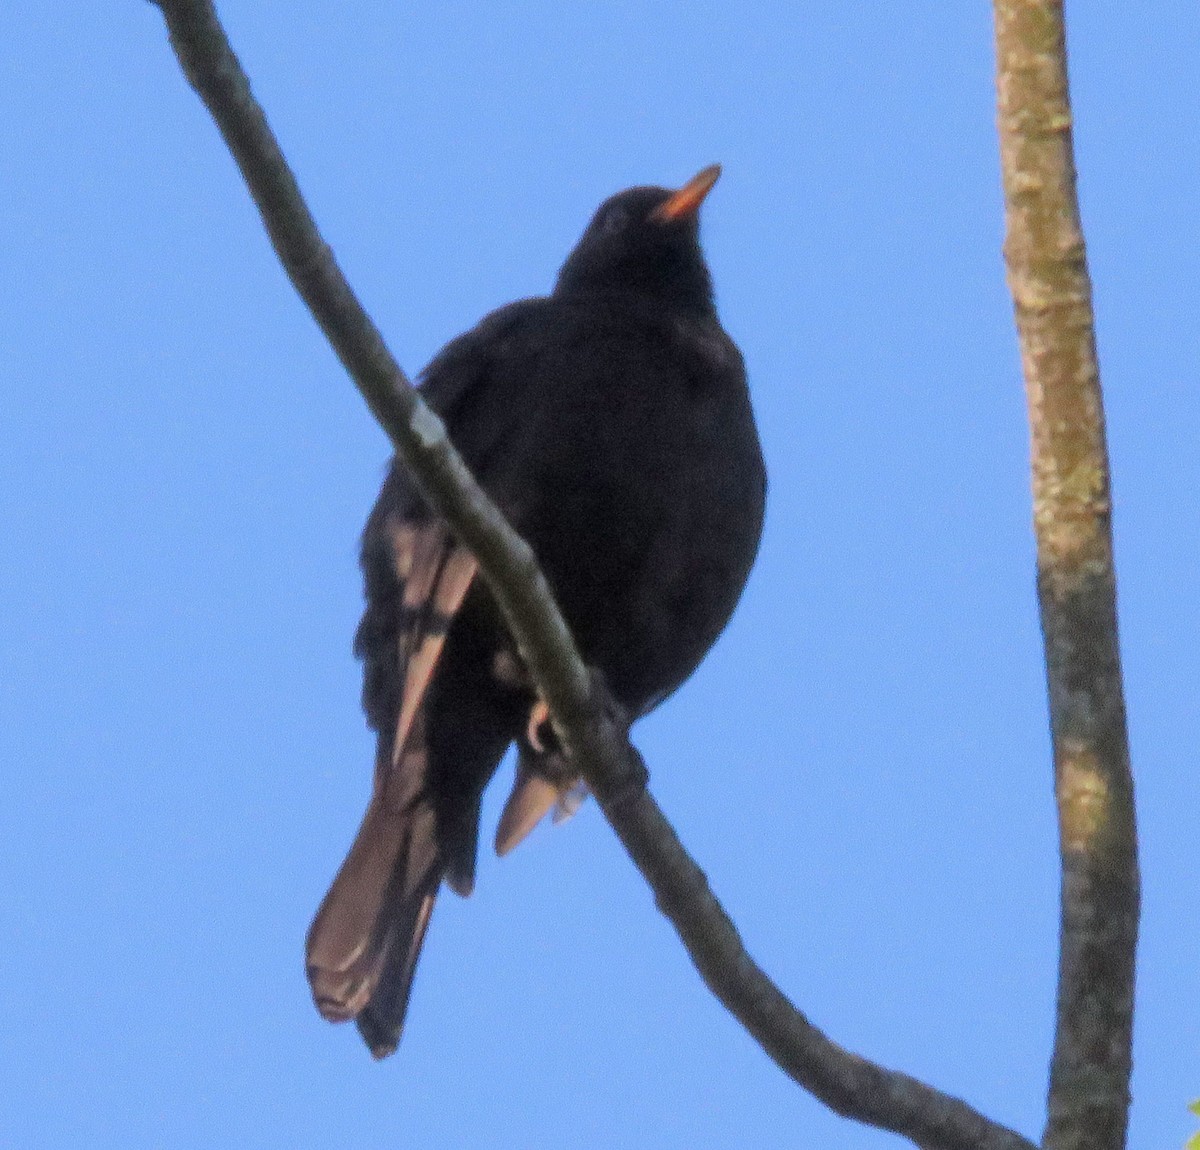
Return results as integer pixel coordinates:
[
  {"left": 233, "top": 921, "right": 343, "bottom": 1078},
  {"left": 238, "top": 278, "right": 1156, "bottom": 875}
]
[{"left": 2, "top": 3, "right": 1197, "bottom": 1147}]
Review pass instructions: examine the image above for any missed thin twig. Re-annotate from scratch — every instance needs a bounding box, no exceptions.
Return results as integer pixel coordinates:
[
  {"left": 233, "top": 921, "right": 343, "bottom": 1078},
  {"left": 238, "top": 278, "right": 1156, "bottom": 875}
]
[
  {"left": 150, "top": 2, "right": 1038, "bottom": 1145},
  {"left": 993, "top": 4, "right": 1139, "bottom": 1149}
]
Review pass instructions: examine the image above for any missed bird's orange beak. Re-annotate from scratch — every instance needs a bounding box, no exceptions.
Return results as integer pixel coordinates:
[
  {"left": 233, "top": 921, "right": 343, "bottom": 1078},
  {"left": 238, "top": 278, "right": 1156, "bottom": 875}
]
[{"left": 652, "top": 164, "right": 722, "bottom": 222}]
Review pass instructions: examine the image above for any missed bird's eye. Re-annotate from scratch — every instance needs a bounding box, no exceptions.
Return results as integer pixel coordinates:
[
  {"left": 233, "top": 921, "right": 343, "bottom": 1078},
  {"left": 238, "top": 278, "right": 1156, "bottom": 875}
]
[{"left": 603, "top": 206, "right": 628, "bottom": 234}]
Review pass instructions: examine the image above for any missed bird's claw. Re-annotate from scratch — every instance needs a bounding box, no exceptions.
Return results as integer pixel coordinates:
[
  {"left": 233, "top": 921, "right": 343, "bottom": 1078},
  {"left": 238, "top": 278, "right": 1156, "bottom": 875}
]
[{"left": 525, "top": 697, "right": 553, "bottom": 753}]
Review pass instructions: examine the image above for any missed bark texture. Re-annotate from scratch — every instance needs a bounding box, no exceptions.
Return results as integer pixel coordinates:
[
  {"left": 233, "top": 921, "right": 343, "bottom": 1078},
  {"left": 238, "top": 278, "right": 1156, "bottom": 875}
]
[{"left": 994, "top": 4, "right": 1139, "bottom": 1148}]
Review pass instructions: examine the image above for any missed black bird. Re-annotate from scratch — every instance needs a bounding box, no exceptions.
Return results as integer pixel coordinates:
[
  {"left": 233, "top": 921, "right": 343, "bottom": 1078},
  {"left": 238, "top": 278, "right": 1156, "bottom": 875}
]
[{"left": 306, "top": 165, "right": 766, "bottom": 1058}]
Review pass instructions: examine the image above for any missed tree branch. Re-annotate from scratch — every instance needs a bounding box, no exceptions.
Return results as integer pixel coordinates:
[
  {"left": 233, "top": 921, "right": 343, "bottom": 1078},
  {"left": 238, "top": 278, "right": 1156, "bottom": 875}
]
[
  {"left": 993, "top": 4, "right": 1140, "bottom": 1149},
  {"left": 150, "top": 2, "right": 1036, "bottom": 1145}
]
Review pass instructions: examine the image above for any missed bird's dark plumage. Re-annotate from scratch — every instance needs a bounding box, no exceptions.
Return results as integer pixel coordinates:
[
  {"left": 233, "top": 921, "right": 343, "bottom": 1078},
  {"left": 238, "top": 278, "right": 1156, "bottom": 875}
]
[{"left": 306, "top": 166, "right": 766, "bottom": 1057}]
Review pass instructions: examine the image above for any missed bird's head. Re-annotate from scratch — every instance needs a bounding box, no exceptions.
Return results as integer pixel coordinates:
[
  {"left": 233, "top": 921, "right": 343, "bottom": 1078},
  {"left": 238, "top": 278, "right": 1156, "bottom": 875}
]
[{"left": 554, "top": 165, "right": 721, "bottom": 314}]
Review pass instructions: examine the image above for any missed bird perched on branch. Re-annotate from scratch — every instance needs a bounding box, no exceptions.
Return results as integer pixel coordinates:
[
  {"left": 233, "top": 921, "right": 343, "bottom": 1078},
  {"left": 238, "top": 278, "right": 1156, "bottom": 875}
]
[{"left": 306, "top": 165, "right": 766, "bottom": 1058}]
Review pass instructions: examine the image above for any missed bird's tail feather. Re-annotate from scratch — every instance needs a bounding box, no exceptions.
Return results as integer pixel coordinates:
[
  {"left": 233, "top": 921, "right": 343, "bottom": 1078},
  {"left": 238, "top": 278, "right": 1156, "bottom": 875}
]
[{"left": 306, "top": 789, "right": 443, "bottom": 1057}]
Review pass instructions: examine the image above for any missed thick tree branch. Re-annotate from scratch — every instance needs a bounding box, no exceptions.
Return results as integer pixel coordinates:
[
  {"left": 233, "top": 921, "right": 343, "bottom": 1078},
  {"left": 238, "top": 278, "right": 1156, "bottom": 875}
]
[
  {"left": 151, "top": 2, "right": 1035, "bottom": 1146},
  {"left": 993, "top": 4, "right": 1139, "bottom": 1149}
]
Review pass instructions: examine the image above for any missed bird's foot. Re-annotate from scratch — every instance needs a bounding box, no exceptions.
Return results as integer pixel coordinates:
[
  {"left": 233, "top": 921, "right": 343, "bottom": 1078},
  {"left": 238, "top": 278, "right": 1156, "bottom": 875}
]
[{"left": 525, "top": 697, "right": 553, "bottom": 753}]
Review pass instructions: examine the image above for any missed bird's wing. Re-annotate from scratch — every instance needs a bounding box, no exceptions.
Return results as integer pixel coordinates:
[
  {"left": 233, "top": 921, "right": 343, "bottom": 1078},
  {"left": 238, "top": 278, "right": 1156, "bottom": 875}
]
[
  {"left": 371, "top": 299, "right": 557, "bottom": 810},
  {"left": 307, "top": 303, "right": 556, "bottom": 1054},
  {"left": 376, "top": 517, "right": 479, "bottom": 807}
]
